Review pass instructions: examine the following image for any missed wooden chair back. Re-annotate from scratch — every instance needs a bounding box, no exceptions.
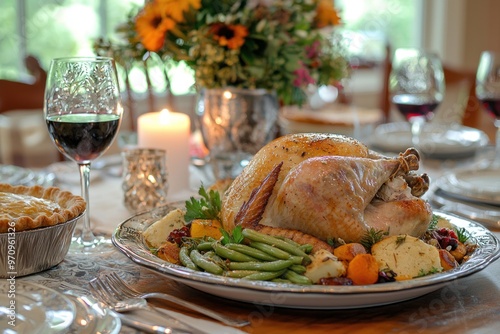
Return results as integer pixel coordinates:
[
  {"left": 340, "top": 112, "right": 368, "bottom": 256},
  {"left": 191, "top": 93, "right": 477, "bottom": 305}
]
[{"left": 0, "top": 56, "right": 46, "bottom": 114}]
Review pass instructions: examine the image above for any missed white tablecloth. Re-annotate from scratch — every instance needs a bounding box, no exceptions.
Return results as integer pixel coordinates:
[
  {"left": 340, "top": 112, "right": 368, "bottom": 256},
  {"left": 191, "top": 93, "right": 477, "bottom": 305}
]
[{"left": 52, "top": 160, "right": 206, "bottom": 235}]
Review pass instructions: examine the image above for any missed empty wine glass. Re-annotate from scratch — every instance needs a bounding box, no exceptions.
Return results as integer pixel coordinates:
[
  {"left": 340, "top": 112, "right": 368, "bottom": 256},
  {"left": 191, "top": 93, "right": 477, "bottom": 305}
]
[
  {"left": 44, "top": 57, "right": 122, "bottom": 253},
  {"left": 390, "top": 48, "right": 445, "bottom": 149},
  {"left": 476, "top": 51, "right": 500, "bottom": 167}
]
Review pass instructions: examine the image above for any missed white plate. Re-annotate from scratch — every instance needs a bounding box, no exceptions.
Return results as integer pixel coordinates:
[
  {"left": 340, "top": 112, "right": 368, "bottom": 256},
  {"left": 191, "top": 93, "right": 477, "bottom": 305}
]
[
  {"left": 0, "top": 281, "right": 75, "bottom": 333},
  {"left": 371, "top": 122, "right": 489, "bottom": 158},
  {"left": 429, "top": 188, "right": 500, "bottom": 228},
  {"left": 279, "top": 104, "right": 382, "bottom": 140},
  {"left": 112, "top": 206, "right": 500, "bottom": 309},
  {"left": 437, "top": 168, "right": 500, "bottom": 206},
  {"left": 64, "top": 293, "right": 121, "bottom": 334}
]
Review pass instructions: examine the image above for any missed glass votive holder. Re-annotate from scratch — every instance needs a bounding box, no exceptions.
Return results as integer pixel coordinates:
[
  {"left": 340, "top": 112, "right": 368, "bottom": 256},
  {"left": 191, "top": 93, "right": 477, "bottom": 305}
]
[{"left": 122, "top": 148, "right": 169, "bottom": 213}]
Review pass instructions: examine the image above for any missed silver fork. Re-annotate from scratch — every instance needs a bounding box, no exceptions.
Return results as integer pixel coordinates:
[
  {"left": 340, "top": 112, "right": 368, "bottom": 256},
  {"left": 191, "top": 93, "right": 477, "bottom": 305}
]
[
  {"left": 104, "top": 272, "right": 250, "bottom": 328},
  {"left": 89, "top": 276, "right": 200, "bottom": 334}
]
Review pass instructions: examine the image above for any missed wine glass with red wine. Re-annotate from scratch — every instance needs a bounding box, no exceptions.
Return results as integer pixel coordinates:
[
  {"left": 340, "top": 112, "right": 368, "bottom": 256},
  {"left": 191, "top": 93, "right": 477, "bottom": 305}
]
[
  {"left": 476, "top": 51, "right": 500, "bottom": 167},
  {"left": 44, "top": 57, "right": 122, "bottom": 253},
  {"left": 390, "top": 49, "right": 445, "bottom": 149}
]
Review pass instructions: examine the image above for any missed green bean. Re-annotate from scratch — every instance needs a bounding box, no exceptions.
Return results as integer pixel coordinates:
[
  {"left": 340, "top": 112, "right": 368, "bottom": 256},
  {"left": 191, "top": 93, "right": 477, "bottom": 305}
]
[
  {"left": 213, "top": 242, "right": 258, "bottom": 262},
  {"left": 289, "top": 264, "right": 306, "bottom": 274},
  {"left": 249, "top": 242, "right": 304, "bottom": 265},
  {"left": 271, "top": 278, "right": 292, "bottom": 284},
  {"left": 276, "top": 236, "right": 300, "bottom": 247},
  {"left": 226, "top": 243, "right": 277, "bottom": 261},
  {"left": 197, "top": 241, "right": 214, "bottom": 252},
  {"left": 283, "top": 270, "right": 312, "bottom": 285},
  {"left": 279, "top": 238, "right": 313, "bottom": 255},
  {"left": 249, "top": 241, "right": 291, "bottom": 260},
  {"left": 228, "top": 259, "right": 293, "bottom": 271},
  {"left": 203, "top": 251, "right": 225, "bottom": 265},
  {"left": 224, "top": 270, "right": 260, "bottom": 278},
  {"left": 243, "top": 269, "right": 287, "bottom": 281},
  {"left": 242, "top": 229, "right": 312, "bottom": 264},
  {"left": 299, "top": 244, "right": 313, "bottom": 254},
  {"left": 288, "top": 256, "right": 305, "bottom": 265},
  {"left": 179, "top": 247, "right": 199, "bottom": 271},
  {"left": 189, "top": 249, "right": 223, "bottom": 275}
]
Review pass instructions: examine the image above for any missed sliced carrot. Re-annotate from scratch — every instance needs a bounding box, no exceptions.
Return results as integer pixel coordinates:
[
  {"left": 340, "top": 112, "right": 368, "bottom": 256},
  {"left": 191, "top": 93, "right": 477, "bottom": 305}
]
[
  {"left": 333, "top": 243, "right": 367, "bottom": 262},
  {"left": 346, "top": 253, "right": 379, "bottom": 285}
]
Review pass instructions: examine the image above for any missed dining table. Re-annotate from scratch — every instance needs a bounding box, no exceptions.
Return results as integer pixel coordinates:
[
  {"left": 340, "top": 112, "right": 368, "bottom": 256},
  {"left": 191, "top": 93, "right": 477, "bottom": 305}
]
[{"left": 10, "top": 139, "right": 500, "bottom": 334}]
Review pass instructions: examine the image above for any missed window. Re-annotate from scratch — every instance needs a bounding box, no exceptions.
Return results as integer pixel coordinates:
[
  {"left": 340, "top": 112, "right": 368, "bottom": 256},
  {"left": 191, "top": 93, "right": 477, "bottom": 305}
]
[
  {"left": 336, "top": 0, "right": 422, "bottom": 63},
  {"left": 0, "top": 0, "right": 143, "bottom": 81},
  {"left": 1, "top": 0, "right": 422, "bottom": 95}
]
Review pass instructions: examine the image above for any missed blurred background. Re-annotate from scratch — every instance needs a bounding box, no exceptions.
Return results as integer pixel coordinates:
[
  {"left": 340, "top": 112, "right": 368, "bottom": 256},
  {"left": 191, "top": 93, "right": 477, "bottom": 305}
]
[
  {"left": 3, "top": 0, "right": 499, "bottom": 101},
  {"left": 1, "top": 0, "right": 499, "bottom": 166}
]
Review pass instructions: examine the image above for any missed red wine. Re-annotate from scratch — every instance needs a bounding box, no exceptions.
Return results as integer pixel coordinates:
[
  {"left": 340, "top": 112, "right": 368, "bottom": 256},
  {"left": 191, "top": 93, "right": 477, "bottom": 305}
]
[
  {"left": 479, "top": 98, "right": 500, "bottom": 119},
  {"left": 392, "top": 94, "right": 438, "bottom": 120},
  {"left": 46, "top": 114, "right": 120, "bottom": 163}
]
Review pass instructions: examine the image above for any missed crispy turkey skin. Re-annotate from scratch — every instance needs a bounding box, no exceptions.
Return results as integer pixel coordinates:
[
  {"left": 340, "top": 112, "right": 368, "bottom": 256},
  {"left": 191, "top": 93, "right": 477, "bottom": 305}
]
[{"left": 221, "top": 133, "right": 432, "bottom": 243}]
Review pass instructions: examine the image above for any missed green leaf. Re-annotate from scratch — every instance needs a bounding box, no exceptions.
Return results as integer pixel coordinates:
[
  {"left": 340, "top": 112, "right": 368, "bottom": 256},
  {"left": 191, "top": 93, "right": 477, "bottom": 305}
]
[
  {"left": 219, "top": 225, "right": 244, "bottom": 245},
  {"left": 455, "top": 227, "right": 471, "bottom": 244},
  {"left": 360, "top": 228, "right": 390, "bottom": 251},
  {"left": 184, "top": 185, "right": 222, "bottom": 222},
  {"left": 220, "top": 228, "right": 232, "bottom": 245},
  {"left": 232, "top": 226, "right": 244, "bottom": 244}
]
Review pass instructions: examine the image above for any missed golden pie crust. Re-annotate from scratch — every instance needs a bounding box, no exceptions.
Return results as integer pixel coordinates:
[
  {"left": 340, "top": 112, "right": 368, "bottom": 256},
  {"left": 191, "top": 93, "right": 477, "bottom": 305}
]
[{"left": 0, "top": 183, "right": 86, "bottom": 233}]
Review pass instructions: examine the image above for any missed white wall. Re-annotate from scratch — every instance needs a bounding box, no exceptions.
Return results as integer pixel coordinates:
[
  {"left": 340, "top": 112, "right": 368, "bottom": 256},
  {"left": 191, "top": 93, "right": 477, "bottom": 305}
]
[{"left": 422, "top": 0, "right": 500, "bottom": 70}]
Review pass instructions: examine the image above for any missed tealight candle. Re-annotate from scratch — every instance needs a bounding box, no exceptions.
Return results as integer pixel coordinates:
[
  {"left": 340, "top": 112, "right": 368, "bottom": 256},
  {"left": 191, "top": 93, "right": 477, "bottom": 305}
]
[{"left": 137, "top": 109, "right": 191, "bottom": 197}]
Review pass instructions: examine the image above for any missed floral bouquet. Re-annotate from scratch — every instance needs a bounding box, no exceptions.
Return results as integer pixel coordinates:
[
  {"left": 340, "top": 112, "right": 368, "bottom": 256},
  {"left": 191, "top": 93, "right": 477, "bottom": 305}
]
[{"left": 96, "top": 0, "right": 348, "bottom": 106}]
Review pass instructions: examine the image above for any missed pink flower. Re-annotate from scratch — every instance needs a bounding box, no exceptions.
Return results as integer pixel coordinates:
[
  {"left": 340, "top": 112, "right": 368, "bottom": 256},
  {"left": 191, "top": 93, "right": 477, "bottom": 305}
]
[
  {"left": 305, "top": 40, "right": 321, "bottom": 59},
  {"left": 293, "top": 62, "right": 316, "bottom": 87}
]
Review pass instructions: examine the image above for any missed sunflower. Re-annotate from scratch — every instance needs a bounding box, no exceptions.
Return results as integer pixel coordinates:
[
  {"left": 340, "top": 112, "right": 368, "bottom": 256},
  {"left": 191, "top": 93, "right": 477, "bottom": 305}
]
[
  {"left": 135, "top": 1, "right": 176, "bottom": 52},
  {"left": 209, "top": 23, "right": 249, "bottom": 50},
  {"left": 156, "top": 0, "right": 202, "bottom": 23},
  {"left": 315, "top": 0, "right": 341, "bottom": 28}
]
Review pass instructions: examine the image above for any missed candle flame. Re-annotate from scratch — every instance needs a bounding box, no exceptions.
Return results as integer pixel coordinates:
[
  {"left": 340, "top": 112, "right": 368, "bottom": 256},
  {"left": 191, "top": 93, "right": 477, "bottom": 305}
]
[
  {"left": 159, "top": 109, "right": 170, "bottom": 123},
  {"left": 223, "top": 90, "right": 232, "bottom": 99}
]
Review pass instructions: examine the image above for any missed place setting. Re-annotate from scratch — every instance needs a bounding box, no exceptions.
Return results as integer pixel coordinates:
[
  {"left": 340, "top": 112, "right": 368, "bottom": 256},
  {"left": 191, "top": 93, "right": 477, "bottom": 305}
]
[
  {"left": 426, "top": 51, "right": 500, "bottom": 228},
  {"left": 370, "top": 121, "right": 490, "bottom": 160},
  {"left": 430, "top": 161, "right": 500, "bottom": 229}
]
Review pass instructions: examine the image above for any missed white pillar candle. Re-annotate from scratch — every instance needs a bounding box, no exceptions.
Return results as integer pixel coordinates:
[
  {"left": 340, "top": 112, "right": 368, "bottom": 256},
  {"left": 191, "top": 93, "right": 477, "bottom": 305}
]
[{"left": 137, "top": 109, "right": 191, "bottom": 197}]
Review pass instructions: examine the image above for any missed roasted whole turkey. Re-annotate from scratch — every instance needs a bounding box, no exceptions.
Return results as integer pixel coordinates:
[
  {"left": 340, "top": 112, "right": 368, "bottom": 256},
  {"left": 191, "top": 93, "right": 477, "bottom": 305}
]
[{"left": 221, "top": 133, "right": 432, "bottom": 243}]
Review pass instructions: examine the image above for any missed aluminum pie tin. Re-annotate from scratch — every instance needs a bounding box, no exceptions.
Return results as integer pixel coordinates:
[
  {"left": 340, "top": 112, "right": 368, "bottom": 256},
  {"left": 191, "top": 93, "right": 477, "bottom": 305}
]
[{"left": 0, "top": 212, "right": 83, "bottom": 278}]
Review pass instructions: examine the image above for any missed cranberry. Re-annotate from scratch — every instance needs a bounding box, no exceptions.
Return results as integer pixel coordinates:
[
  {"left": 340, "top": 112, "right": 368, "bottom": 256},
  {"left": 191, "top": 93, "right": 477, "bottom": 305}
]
[
  {"left": 432, "top": 228, "right": 459, "bottom": 251},
  {"left": 167, "top": 226, "right": 190, "bottom": 245},
  {"left": 378, "top": 269, "right": 397, "bottom": 283}
]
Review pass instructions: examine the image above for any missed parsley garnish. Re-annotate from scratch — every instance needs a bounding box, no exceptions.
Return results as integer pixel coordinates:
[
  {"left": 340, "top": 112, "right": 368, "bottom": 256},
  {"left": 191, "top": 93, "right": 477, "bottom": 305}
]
[
  {"left": 184, "top": 185, "right": 222, "bottom": 222},
  {"left": 220, "top": 225, "right": 244, "bottom": 245}
]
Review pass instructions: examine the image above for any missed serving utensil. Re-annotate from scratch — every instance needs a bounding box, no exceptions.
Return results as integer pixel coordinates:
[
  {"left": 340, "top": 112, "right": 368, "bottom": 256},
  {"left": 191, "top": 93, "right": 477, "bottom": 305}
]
[
  {"left": 102, "top": 272, "right": 250, "bottom": 327},
  {"left": 89, "top": 276, "right": 196, "bottom": 334}
]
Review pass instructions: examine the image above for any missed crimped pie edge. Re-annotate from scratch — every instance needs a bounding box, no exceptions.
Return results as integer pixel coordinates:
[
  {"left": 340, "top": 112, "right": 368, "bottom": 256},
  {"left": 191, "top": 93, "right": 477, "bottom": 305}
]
[{"left": 0, "top": 183, "right": 86, "bottom": 233}]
